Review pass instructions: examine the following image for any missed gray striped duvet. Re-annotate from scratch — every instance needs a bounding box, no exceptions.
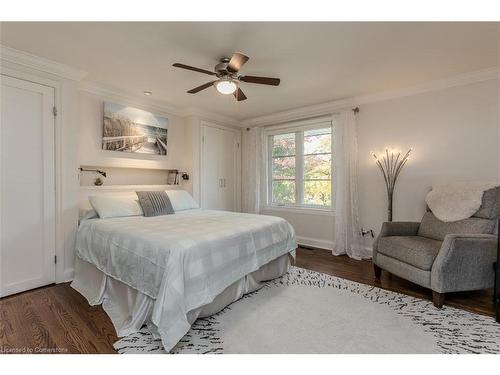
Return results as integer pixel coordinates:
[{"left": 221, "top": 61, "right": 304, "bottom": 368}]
[{"left": 75, "top": 209, "right": 296, "bottom": 351}]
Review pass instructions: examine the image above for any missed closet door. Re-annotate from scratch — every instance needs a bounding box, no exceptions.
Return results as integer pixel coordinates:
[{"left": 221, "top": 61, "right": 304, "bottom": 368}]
[
  {"left": 201, "top": 123, "right": 240, "bottom": 211},
  {"left": 0, "top": 75, "right": 56, "bottom": 297},
  {"left": 220, "top": 129, "right": 237, "bottom": 211}
]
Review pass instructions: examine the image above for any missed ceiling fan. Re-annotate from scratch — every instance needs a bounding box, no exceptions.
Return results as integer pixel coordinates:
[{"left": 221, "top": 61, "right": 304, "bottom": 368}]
[{"left": 172, "top": 52, "right": 280, "bottom": 102}]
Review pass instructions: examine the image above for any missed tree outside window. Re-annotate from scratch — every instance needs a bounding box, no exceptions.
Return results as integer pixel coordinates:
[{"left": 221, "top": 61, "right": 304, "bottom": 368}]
[{"left": 269, "top": 124, "right": 332, "bottom": 208}]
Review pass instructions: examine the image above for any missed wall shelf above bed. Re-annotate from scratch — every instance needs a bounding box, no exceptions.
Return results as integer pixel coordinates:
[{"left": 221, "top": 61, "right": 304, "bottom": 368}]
[
  {"left": 79, "top": 184, "right": 173, "bottom": 191},
  {"left": 79, "top": 165, "right": 185, "bottom": 187}
]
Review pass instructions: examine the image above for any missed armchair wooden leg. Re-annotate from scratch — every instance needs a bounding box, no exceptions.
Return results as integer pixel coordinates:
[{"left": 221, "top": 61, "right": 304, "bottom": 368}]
[
  {"left": 373, "top": 263, "right": 382, "bottom": 281},
  {"left": 432, "top": 291, "right": 445, "bottom": 308}
]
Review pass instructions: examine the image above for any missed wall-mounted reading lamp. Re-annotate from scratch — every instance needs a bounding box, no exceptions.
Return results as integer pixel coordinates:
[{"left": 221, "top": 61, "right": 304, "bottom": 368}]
[
  {"left": 167, "top": 170, "right": 190, "bottom": 185},
  {"left": 79, "top": 167, "right": 107, "bottom": 178}
]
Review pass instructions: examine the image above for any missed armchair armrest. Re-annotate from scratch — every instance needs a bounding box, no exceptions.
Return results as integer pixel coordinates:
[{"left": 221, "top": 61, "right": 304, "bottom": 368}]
[
  {"left": 373, "top": 221, "right": 420, "bottom": 262},
  {"left": 431, "top": 234, "right": 497, "bottom": 293},
  {"left": 378, "top": 221, "right": 421, "bottom": 237}
]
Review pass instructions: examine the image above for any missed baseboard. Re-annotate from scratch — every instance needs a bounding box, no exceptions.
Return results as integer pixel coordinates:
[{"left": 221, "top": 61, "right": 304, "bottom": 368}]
[
  {"left": 296, "top": 236, "right": 333, "bottom": 250},
  {"left": 296, "top": 236, "right": 373, "bottom": 256},
  {"left": 63, "top": 267, "right": 74, "bottom": 283}
]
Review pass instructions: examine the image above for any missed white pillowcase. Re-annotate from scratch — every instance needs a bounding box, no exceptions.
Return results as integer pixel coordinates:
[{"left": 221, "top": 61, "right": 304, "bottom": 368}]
[
  {"left": 166, "top": 190, "right": 199, "bottom": 212},
  {"left": 88, "top": 194, "right": 144, "bottom": 219},
  {"left": 79, "top": 209, "right": 98, "bottom": 221}
]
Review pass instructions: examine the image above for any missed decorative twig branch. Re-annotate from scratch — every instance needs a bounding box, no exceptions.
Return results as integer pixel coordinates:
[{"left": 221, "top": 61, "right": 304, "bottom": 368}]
[{"left": 370, "top": 147, "right": 413, "bottom": 221}]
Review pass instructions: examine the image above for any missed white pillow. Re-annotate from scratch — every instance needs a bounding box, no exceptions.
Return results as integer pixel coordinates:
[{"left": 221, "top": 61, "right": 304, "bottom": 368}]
[
  {"left": 88, "top": 194, "right": 144, "bottom": 219},
  {"left": 79, "top": 209, "right": 98, "bottom": 221},
  {"left": 166, "top": 190, "right": 199, "bottom": 212}
]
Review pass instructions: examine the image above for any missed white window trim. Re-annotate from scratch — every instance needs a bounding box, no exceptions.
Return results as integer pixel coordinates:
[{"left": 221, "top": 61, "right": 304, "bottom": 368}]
[
  {"left": 265, "top": 119, "right": 334, "bottom": 212},
  {"left": 264, "top": 115, "right": 333, "bottom": 133},
  {"left": 260, "top": 204, "right": 335, "bottom": 216}
]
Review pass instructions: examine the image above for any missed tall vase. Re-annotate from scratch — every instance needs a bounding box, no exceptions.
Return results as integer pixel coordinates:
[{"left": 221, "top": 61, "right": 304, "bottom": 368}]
[
  {"left": 387, "top": 190, "right": 393, "bottom": 222},
  {"left": 371, "top": 147, "right": 412, "bottom": 223}
]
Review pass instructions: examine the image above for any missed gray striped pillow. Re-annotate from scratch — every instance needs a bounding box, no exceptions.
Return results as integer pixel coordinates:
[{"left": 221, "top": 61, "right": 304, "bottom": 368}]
[{"left": 136, "top": 191, "right": 174, "bottom": 217}]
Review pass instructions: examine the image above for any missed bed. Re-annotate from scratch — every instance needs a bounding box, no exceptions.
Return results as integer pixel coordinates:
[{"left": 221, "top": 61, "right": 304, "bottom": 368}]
[{"left": 71, "top": 186, "right": 296, "bottom": 352}]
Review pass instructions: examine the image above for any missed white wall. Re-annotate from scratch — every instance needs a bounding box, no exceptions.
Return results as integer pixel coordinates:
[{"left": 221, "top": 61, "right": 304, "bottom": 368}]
[
  {"left": 182, "top": 116, "right": 202, "bottom": 202},
  {"left": 60, "top": 80, "right": 81, "bottom": 279},
  {"left": 262, "top": 78, "right": 500, "bottom": 252},
  {"left": 78, "top": 91, "right": 189, "bottom": 178},
  {"left": 0, "top": 61, "right": 82, "bottom": 281},
  {"left": 77, "top": 90, "right": 195, "bottom": 193},
  {"left": 357, "top": 78, "right": 500, "bottom": 249},
  {"left": 260, "top": 208, "right": 335, "bottom": 250},
  {"left": 1, "top": 48, "right": 239, "bottom": 284},
  {"left": 3, "top": 46, "right": 499, "bottom": 282},
  {"left": 79, "top": 167, "right": 171, "bottom": 186}
]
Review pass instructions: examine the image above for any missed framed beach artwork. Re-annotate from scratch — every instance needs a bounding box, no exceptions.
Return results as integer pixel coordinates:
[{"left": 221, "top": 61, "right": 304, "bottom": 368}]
[{"left": 102, "top": 102, "right": 168, "bottom": 155}]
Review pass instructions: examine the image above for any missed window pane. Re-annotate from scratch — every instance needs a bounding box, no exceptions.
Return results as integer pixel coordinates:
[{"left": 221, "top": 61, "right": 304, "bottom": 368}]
[
  {"left": 304, "top": 127, "right": 331, "bottom": 137},
  {"left": 272, "top": 133, "right": 295, "bottom": 156},
  {"left": 304, "top": 127, "right": 331, "bottom": 154},
  {"left": 272, "top": 156, "right": 295, "bottom": 179},
  {"left": 304, "top": 154, "right": 331, "bottom": 179},
  {"left": 272, "top": 180, "right": 296, "bottom": 204},
  {"left": 304, "top": 180, "right": 331, "bottom": 206}
]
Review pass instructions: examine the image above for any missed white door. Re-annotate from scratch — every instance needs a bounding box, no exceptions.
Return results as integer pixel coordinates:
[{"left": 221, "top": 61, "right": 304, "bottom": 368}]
[
  {"left": 220, "top": 129, "right": 237, "bottom": 211},
  {"left": 0, "top": 75, "right": 56, "bottom": 297},
  {"left": 201, "top": 124, "right": 239, "bottom": 211}
]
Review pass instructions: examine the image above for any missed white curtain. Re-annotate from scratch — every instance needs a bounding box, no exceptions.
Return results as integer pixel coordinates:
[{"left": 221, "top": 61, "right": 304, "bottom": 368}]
[
  {"left": 332, "top": 110, "right": 371, "bottom": 259},
  {"left": 241, "top": 127, "right": 263, "bottom": 214}
]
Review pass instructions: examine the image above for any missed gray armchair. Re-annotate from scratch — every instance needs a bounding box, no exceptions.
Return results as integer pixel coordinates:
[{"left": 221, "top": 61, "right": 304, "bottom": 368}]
[{"left": 373, "top": 187, "right": 499, "bottom": 308}]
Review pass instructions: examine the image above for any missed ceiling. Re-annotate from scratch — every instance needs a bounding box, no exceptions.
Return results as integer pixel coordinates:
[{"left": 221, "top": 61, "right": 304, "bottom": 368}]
[{"left": 1, "top": 22, "right": 499, "bottom": 121}]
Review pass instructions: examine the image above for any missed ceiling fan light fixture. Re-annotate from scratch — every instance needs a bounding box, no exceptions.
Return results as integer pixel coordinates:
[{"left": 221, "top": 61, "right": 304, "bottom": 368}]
[
  {"left": 172, "top": 52, "right": 279, "bottom": 101},
  {"left": 214, "top": 79, "right": 237, "bottom": 95}
]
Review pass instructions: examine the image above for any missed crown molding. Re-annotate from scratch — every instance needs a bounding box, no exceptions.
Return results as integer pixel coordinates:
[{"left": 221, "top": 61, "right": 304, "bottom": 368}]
[
  {"left": 79, "top": 81, "right": 241, "bottom": 125},
  {"left": 4, "top": 45, "right": 497, "bottom": 127},
  {"left": 356, "top": 66, "right": 500, "bottom": 105},
  {"left": 241, "top": 98, "right": 353, "bottom": 128},
  {"left": 0, "top": 45, "right": 240, "bottom": 123},
  {"left": 78, "top": 81, "right": 186, "bottom": 117},
  {"left": 183, "top": 106, "right": 240, "bottom": 127},
  {"left": 0, "top": 45, "right": 87, "bottom": 81},
  {"left": 241, "top": 66, "right": 500, "bottom": 127}
]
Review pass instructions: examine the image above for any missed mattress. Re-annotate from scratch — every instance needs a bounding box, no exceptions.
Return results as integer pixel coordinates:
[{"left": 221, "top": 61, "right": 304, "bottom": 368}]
[{"left": 74, "top": 209, "right": 296, "bottom": 351}]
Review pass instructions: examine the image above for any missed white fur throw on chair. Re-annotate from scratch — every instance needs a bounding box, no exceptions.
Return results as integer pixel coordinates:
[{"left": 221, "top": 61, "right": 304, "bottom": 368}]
[{"left": 425, "top": 182, "right": 499, "bottom": 222}]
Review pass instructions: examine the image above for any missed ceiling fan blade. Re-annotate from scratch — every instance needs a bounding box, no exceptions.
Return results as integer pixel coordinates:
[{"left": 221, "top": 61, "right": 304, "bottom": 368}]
[
  {"left": 173, "top": 63, "right": 216, "bottom": 76},
  {"left": 234, "top": 87, "right": 247, "bottom": 101},
  {"left": 187, "top": 81, "right": 216, "bottom": 94},
  {"left": 239, "top": 75, "right": 280, "bottom": 86},
  {"left": 227, "top": 53, "right": 249, "bottom": 73}
]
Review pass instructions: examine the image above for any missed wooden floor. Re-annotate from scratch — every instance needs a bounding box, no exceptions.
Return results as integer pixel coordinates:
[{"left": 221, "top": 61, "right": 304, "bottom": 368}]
[
  {"left": 297, "top": 247, "right": 495, "bottom": 317},
  {"left": 0, "top": 247, "right": 495, "bottom": 354}
]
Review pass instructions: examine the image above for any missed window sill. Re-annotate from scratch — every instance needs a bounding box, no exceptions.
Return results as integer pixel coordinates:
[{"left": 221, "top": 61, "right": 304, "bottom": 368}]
[{"left": 260, "top": 205, "right": 335, "bottom": 216}]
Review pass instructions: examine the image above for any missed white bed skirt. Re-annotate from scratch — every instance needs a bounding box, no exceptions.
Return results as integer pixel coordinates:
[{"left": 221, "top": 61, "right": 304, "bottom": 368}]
[{"left": 71, "top": 254, "right": 292, "bottom": 344}]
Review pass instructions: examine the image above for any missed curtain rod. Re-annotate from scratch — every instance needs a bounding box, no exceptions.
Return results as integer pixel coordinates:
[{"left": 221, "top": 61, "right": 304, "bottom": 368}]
[{"left": 246, "top": 108, "right": 360, "bottom": 130}]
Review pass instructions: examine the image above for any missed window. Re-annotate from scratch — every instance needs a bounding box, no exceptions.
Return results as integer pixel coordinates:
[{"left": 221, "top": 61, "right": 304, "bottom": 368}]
[{"left": 268, "top": 122, "right": 332, "bottom": 209}]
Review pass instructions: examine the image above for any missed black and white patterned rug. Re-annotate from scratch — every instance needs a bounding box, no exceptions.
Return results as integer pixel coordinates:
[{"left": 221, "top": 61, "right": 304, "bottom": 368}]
[{"left": 114, "top": 267, "right": 500, "bottom": 354}]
